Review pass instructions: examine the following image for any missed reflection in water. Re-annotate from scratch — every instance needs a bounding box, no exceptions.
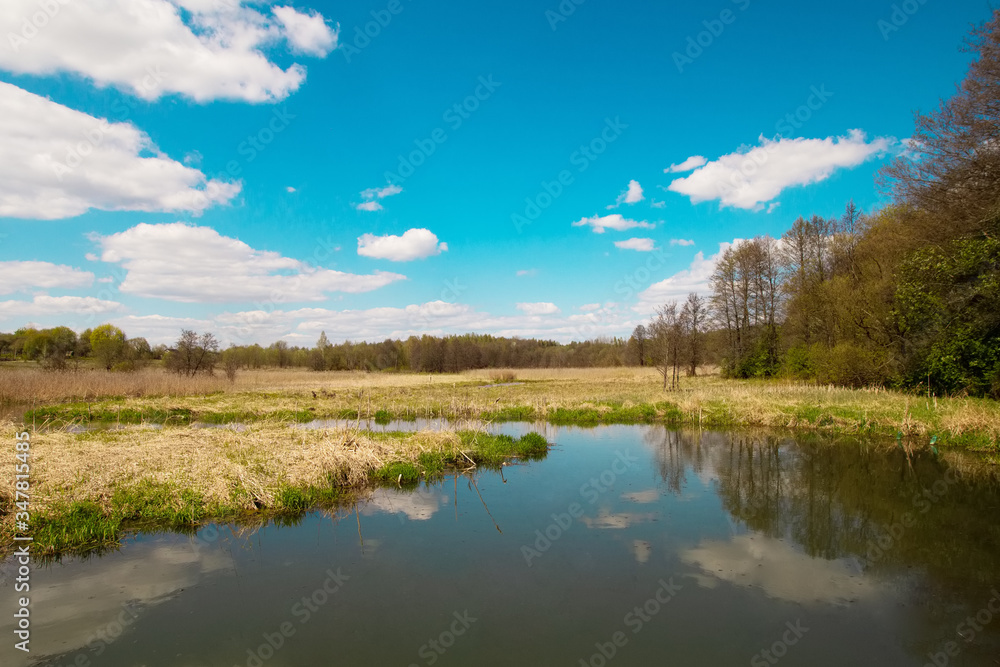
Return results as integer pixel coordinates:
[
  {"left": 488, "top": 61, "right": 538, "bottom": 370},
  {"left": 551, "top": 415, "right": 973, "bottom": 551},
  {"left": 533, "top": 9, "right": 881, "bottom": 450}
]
[
  {"left": 364, "top": 486, "right": 447, "bottom": 521},
  {"left": 643, "top": 427, "right": 1000, "bottom": 588},
  {"left": 680, "top": 534, "right": 872, "bottom": 605},
  {"left": 0, "top": 539, "right": 229, "bottom": 660},
  {"left": 3, "top": 425, "right": 999, "bottom": 666}
]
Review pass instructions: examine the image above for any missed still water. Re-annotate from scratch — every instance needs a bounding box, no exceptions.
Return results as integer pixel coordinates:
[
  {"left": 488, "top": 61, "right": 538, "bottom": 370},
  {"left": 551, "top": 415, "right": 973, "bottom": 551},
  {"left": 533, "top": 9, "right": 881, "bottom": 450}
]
[{"left": 3, "top": 424, "right": 1000, "bottom": 666}]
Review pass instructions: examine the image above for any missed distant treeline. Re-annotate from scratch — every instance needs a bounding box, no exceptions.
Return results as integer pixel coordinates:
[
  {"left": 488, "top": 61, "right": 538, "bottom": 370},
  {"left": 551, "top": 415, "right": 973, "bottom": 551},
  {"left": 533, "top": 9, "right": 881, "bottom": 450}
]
[{"left": 0, "top": 326, "right": 724, "bottom": 374}]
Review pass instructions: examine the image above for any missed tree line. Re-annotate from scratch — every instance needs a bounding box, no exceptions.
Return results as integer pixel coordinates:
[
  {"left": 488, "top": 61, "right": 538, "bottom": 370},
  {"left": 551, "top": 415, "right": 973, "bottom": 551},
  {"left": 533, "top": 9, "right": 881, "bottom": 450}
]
[{"left": 666, "top": 12, "right": 1000, "bottom": 397}]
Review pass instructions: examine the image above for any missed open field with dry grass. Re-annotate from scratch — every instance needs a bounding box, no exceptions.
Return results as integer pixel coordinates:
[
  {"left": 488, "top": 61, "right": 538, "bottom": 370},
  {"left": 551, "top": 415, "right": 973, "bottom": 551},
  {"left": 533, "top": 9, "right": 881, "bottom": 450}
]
[
  {"left": 3, "top": 365, "right": 1000, "bottom": 556},
  {"left": 9, "top": 365, "right": 1000, "bottom": 451}
]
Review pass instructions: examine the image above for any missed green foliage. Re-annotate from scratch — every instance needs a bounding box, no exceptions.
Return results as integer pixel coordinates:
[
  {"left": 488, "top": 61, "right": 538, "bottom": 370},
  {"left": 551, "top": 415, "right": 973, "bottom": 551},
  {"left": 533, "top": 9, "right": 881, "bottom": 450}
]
[
  {"left": 812, "top": 344, "right": 888, "bottom": 388},
  {"left": 90, "top": 324, "right": 127, "bottom": 370},
  {"left": 895, "top": 234, "right": 1000, "bottom": 396}
]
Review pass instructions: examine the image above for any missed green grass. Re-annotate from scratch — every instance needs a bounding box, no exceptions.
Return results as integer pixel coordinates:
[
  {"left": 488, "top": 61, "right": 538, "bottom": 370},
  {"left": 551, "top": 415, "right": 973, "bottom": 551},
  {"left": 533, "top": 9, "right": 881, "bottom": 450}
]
[{"left": 17, "top": 428, "right": 551, "bottom": 556}]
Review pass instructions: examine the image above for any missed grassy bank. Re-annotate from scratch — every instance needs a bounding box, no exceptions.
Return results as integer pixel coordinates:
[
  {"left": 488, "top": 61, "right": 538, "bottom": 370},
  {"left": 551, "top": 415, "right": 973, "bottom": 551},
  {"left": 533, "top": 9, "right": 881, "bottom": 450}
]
[
  {"left": 15, "top": 367, "right": 1000, "bottom": 454},
  {"left": 0, "top": 419, "right": 548, "bottom": 557},
  {"left": 5, "top": 366, "right": 1000, "bottom": 555}
]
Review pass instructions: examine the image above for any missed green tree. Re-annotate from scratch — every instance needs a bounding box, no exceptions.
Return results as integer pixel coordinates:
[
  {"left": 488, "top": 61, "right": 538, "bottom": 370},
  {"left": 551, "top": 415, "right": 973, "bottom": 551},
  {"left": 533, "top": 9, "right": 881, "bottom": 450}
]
[{"left": 90, "top": 324, "right": 126, "bottom": 370}]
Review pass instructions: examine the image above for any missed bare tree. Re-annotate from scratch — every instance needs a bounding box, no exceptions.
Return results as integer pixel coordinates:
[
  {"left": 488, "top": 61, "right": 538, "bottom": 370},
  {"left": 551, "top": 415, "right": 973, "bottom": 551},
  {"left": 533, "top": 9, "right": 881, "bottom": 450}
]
[
  {"left": 167, "top": 330, "right": 219, "bottom": 376},
  {"left": 681, "top": 293, "right": 705, "bottom": 376},
  {"left": 652, "top": 303, "right": 684, "bottom": 390}
]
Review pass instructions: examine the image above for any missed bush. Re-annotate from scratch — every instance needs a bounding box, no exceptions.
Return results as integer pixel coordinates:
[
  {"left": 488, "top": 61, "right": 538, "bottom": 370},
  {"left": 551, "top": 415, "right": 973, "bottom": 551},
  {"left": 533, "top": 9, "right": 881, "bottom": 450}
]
[{"left": 813, "top": 344, "right": 887, "bottom": 388}]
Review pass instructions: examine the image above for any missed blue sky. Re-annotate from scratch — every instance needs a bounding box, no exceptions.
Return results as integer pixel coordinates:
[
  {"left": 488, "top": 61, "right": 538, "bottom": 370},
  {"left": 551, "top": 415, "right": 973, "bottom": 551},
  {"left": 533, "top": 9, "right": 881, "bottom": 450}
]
[{"left": 0, "top": 0, "right": 992, "bottom": 346}]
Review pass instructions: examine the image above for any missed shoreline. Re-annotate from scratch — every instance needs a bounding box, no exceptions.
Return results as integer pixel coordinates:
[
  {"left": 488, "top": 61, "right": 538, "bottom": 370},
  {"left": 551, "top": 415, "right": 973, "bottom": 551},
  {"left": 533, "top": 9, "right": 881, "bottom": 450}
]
[{"left": 3, "top": 368, "right": 999, "bottom": 557}]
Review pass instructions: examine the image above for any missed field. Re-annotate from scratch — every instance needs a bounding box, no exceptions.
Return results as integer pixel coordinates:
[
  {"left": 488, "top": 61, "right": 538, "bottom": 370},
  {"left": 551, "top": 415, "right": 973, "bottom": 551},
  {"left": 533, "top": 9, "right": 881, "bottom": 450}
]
[{"left": 2, "top": 365, "right": 999, "bottom": 556}]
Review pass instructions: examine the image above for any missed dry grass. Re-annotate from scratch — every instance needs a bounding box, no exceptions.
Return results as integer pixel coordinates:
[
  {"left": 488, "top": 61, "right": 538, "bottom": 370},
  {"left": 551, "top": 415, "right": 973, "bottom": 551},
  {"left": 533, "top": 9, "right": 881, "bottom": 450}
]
[
  {"left": 3, "top": 420, "right": 460, "bottom": 513},
  {"left": 8, "top": 365, "right": 1000, "bottom": 449}
]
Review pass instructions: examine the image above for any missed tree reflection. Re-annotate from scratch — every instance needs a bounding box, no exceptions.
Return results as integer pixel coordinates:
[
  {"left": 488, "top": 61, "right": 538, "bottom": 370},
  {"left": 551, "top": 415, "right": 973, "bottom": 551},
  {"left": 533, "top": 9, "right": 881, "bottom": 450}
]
[{"left": 644, "top": 427, "right": 1000, "bottom": 591}]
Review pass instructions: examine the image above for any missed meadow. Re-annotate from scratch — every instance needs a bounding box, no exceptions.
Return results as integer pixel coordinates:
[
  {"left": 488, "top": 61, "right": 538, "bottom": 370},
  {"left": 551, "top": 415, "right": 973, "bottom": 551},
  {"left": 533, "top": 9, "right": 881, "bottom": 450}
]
[{"left": 3, "top": 364, "right": 999, "bottom": 556}]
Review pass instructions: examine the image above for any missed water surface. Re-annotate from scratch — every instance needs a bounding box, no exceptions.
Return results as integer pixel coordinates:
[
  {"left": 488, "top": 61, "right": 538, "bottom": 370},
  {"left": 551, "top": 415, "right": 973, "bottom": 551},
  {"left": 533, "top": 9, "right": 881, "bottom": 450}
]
[{"left": 3, "top": 425, "right": 999, "bottom": 666}]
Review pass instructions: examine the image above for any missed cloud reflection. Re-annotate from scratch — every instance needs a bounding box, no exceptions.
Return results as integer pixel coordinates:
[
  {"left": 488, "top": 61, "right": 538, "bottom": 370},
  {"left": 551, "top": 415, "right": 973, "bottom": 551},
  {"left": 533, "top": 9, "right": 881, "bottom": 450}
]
[{"left": 680, "top": 533, "right": 874, "bottom": 605}]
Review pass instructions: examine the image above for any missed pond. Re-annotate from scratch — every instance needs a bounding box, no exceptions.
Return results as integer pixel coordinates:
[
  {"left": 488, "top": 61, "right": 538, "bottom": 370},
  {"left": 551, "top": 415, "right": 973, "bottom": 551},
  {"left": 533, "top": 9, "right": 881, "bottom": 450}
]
[{"left": 3, "top": 424, "right": 1000, "bottom": 666}]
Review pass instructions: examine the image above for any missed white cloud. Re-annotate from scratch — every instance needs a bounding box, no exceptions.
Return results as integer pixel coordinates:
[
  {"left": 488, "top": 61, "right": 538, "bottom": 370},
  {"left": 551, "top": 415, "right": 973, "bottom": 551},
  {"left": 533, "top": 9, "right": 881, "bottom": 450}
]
[
  {"left": 361, "top": 184, "right": 403, "bottom": 200},
  {"left": 357, "top": 228, "right": 447, "bottom": 262},
  {"left": 356, "top": 184, "right": 402, "bottom": 212},
  {"left": 108, "top": 299, "right": 643, "bottom": 346},
  {"left": 516, "top": 302, "right": 560, "bottom": 315},
  {"left": 670, "top": 239, "right": 695, "bottom": 247},
  {"left": 666, "top": 155, "right": 707, "bottom": 173},
  {"left": 0, "top": 261, "right": 94, "bottom": 294},
  {"left": 0, "top": 295, "right": 124, "bottom": 319},
  {"left": 611, "top": 180, "right": 644, "bottom": 207},
  {"left": 94, "top": 222, "right": 405, "bottom": 303},
  {"left": 272, "top": 5, "right": 338, "bottom": 57},
  {"left": 572, "top": 214, "right": 655, "bottom": 234},
  {"left": 579, "top": 303, "right": 601, "bottom": 312},
  {"left": 0, "top": 82, "right": 240, "bottom": 220},
  {"left": 516, "top": 269, "right": 537, "bottom": 277},
  {"left": 286, "top": 186, "right": 297, "bottom": 193},
  {"left": 650, "top": 200, "right": 666, "bottom": 209},
  {"left": 667, "top": 131, "right": 892, "bottom": 210},
  {"left": 767, "top": 202, "right": 781, "bottom": 213},
  {"left": 0, "top": 0, "right": 338, "bottom": 103},
  {"left": 614, "top": 238, "right": 656, "bottom": 252},
  {"left": 635, "top": 241, "right": 735, "bottom": 313}
]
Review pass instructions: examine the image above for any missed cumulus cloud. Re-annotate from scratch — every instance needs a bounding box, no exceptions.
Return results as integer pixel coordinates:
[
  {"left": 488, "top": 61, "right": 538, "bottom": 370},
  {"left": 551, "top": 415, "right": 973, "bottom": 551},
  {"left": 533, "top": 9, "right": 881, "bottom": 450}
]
[
  {"left": 0, "top": 0, "right": 338, "bottom": 103},
  {"left": 93, "top": 222, "right": 405, "bottom": 303},
  {"left": 355, "top": 201, "right": 383, "bottom": 212},
  {"left": 670, "top": 239, "right": 695, "bottom": 247},
  {"left": 572, "top": 214, "right": 655, "bottom": 234},
  {"left": 357, "top": 228, "right": 447, "bottom": 262},
  {"left": 0, "top": 261, "right": 94, "bottom": 294},
  {"left": 667, "top": 131, "right": 893, "bottom": 210},
  {"left": 610, "top": 180, "right": 644, "bottom": 207},
  {"left": 0, "top": 295, "right": 124, "bottom": 319},
  {"left": 0, "top": 82, "right": 240, "bottom": 220},
  {"left": 272, "top": 5, "right": 338, "bottom": 57},
  {"left": 516, "top": 302, "right": 560, "bottom": 315},
  {"left": 635, "top": 241, "right": 736, "bottom": 313},
  {"left": 666, "top": 155, "right": 707, "bottom": 173},
  {"left": 614, "top": 238, "right": 656, "bottom": 252},
  {"left": 107, "top": 299, "right": 642, "bottom": 346}
]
